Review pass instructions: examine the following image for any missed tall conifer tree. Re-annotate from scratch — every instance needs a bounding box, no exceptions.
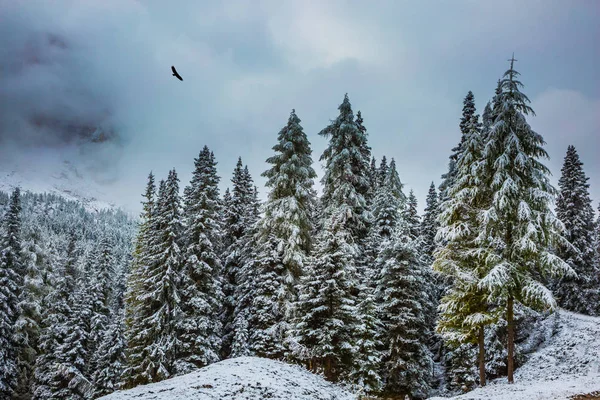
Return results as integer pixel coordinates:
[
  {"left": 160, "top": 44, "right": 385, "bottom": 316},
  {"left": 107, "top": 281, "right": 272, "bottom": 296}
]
[
  {"left": 0, "top": 188, "right": 23, "bottom": 396},
  {"left": 479, "top": 56, "right": 572, "bottom": 383},
  {"left": 554, "top": 145, "right": 599, "bottom": 315},
  {"left": 252, "top": 110, "right": 316, "bottom": 358}
]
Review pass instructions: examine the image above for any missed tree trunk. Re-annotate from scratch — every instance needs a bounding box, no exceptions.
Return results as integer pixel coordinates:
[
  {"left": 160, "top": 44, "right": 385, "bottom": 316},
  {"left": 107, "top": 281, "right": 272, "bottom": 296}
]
[
  {"left": 507, "top": 296, "right": 515, "bottom": 384},
  {"left": 325, "top": 356, "right": 332, "bottom": 381},
  {"left": 478, "top": 326, "right": 486, "bottom": 387}
]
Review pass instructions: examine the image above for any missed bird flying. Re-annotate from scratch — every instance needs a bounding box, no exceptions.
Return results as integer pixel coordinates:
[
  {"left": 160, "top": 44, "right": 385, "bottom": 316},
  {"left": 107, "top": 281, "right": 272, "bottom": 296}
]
[{"left": 171, "top": 66, "right": 183, "bottom": 81}]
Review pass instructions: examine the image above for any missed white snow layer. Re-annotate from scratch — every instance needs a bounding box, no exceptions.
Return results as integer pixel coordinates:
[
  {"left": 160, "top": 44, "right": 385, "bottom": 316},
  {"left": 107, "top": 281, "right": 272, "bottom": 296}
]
[
  {"left": 429, "top": 309, "right": 600, "bottom": 400},
  {"left": 99, "top": 356, "right": 357, "bottom": 400}
]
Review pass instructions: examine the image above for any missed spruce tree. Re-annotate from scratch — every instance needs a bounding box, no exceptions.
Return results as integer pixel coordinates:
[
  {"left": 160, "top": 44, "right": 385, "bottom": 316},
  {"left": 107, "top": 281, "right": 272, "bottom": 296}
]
[
  {"left": 319, "top": 94, "right": 371, "bottom": 241},
  {"left": 33, "top": 236, "right": 85, "bottom": 399},
  {"left": 177, "top": 146, "right": 223, "bottom": 372},
  {"left": 378, "top": 156, "right": 389, "bottom": 188},
  {"left": 293, "top": 216, "right": 358, "bottom": 382},
  {"left": 125, "top": 170, "right": 184, "bottom": 386},
  {"left": 92, "top": 311, "right": 126, "bottom": 398},
  {"left": 554, "top": 145, "right": 599, "bottom": 315},
  {"left": 0, "top": 188, "right": 23, "bottom": 397},
  {"left": 435, "top": 113, "right": 497, "bottom": 388},
  {"left": 87, "top": 237, "right": 115, "bottom": 370},
  {"left": 421, "top": 182, "right": 440, "bottom": 264},
  {"left": 367, "top": 156, "right": 379, "bottom": 205},
  {"left": 404, "top": 190, "right": 421, "bottom": 240},
  {"left": 439, "top": 91, "right": 480, "bottom": 202},
  {"left": 222, "top": 159, "right": 260, "bottom": 357},
  {"left": 252, "top": 110, "right": 316, "bottom": 358},
  {"left": 122, "top": 173, "right": 156, "bottom": 388},
  {"left": 372, "top": 159, "right": 405, "bottom": 239},
  {"left": 479, "top": 57, "right": 573, "bottom": 383},
  {"left": 376, "top": 222, "right": 433, "bottom": 399}
]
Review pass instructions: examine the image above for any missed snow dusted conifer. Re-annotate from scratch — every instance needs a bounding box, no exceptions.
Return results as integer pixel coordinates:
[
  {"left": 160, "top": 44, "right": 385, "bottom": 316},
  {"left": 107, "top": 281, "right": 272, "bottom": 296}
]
[
  {"left": 251, "top": 110, "right": 316, "bottom": 359},
  {"left": 377, "top": 156, "right": 389, "bottom": 188},
  {"left": 367, "top": 156, "right": 378, "bottom": 205},
  {"left": 125, "top": 170, "right": 184, "bottom": 385},
  {"left": 0, "top": 188, "right": 23, "bottom": 396},
  {"left": 319, "top": 94, "right": 370, "bottom": 241},
  {"left": 372, "top": 159, "right": 405, "bottom": 239},
  {"left": 87, "top": 236, "right": 115, "bottom": 367},
  {"left": 14, "top": 230, "right": 44, "bottom": 400},
  {"left": 92, "top": 310, "right": 126, "bottom": 398},
  {"left": 435, "top": 113, "right": 497, "bottom": 388},
  {"left": 349, "top": 286, "right": 383, "bottom": 396},
  {"left": 376, "top": 221, "right": 433, "bottom": 398},
  {"left": 223, "top": 159, "right": 260, "bottom": 357},
  {"left": 293, "top": 215, "right": 358, "bottom": 382},
  {"left": 421, "top": 182, "right": 440, "bottom": 264},
  {"left": 482, "top": 101, "right": 493, "bottom": 139},
  {"left": 554, "top": 146, "right": 599, "bottom": 315},
  {"left": 404, "top": 190, "right": 421, "bottom": 240},
  {"left": 479, "top": 57, "right": 573, "bottom": 383},
  {"left": 122, "top": 172, "right": 156, "bottom": 388},
  {"left": 439, "top": 91, "right": 480, "bottom": 203},
  {"left": 176, "top": 146, "right": 223, "bottom": 373},
  {"left": 33, "top": 236, "right": 81, "bottom": 399}
]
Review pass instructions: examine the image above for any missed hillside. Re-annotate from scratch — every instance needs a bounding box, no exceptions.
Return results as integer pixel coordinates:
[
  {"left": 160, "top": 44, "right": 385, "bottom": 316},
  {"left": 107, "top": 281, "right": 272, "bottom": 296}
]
[
  {"left": 429, "top": 310, "right": 600, "bottom": 400},
  {"left": 99, "top": 357, "right": 356, "bottom": 400},
  {"left": 0, "top": 155, "right": 118, "bottom": 213}
]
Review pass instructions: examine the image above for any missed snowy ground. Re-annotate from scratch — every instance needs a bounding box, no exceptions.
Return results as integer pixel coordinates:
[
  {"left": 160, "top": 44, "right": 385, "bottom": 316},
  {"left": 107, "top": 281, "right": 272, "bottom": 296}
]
[
  {"left": 429, "top": 309, "right": 600, "bottom": 400},
  {"left": 99, "top": 356, "right": 357, "bottom": 400}
]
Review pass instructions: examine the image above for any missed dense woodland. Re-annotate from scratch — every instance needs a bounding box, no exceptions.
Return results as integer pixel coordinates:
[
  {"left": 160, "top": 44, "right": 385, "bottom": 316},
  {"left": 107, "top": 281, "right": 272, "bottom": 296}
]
[{"left": 1, "top": 60, "right": 599, "bottom": 400}]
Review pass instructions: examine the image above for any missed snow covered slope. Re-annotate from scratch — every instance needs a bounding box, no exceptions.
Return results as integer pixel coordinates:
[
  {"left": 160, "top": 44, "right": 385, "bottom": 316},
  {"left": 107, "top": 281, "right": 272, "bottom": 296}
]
[
  {"left": 0, "top": 152, "right": 118, "bottom": 213},
  {"left": 99, "top": 356, "right": 357, "bottom": 400},
  {"left": 429, "top": 310, "right": 600, "bottom": 400}
]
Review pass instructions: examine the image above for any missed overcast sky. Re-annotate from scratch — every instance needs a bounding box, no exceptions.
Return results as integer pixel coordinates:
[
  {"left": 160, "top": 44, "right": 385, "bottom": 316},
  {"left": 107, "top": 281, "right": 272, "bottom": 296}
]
[{"left": 0, "top": 0, "right": 598, "bottom": 214}]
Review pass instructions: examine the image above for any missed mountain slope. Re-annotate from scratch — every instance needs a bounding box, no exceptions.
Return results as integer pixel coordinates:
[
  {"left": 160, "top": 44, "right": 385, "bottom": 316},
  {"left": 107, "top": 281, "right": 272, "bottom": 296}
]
[
  {"left": 99, "top": 357, "right": 356, "bottom": 400},
  {"left": 429, "top": 310, "right": 600, "bottom": 400},
  {"left": 0, "top": 154, "right": 118, "bottom": 213}
]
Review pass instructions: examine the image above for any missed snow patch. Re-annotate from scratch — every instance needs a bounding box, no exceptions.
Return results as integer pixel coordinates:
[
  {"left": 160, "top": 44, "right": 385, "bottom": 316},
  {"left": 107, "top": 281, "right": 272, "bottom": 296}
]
[{"left": 99, "top": 356, "right": 357, "bottom": 400}]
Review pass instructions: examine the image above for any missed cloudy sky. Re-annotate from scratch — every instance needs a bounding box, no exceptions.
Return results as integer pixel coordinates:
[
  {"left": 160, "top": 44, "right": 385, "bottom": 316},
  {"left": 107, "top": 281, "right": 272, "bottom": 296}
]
[{"left": 0, "top": 0, "right": 598, "bottom": 214}]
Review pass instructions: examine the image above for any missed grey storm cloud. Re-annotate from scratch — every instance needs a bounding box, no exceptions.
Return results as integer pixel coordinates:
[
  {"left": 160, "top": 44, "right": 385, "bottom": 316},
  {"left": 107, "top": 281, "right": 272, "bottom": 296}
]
[{"left": 0, "top": 0, "right": 598, "bottom": 213}]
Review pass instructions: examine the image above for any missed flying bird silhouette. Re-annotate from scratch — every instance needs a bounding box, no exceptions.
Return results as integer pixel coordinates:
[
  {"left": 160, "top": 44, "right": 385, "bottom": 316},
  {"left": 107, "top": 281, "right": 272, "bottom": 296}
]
[{"left": 171, "top": 66, "right": 183, "bottom": 81}]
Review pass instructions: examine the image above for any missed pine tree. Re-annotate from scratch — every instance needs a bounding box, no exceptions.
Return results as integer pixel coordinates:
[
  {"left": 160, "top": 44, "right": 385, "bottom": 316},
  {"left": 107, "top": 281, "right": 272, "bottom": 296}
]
[
  {"left": 479, "top": 56, "right": 573, "bottom": 383},
  {"left": 14, "top": 227, "right": 44, "bottom": 400},
  {"left": 0, "top": 188, "right": 23, "bottom": 396},
  {"left": 92, "top": 311, "right": 126, "bottom": 398},
  {"left": 404, "top": 190, "right": 421, "bottom": 240},
  {"left": 367, "top": 156, "right": 379, "bottom": 205},
  {"left": 372, "top": 159, "right": 405, "bottom": 239},
  {"left": 481, "top": 101, "right": 493, "bottom": 139},
  {"left": 348, "top": 286, "right": 383, "bottom": 396},
  {"left": 177, "top": 146, "right": 223, "bottom": 373},
  {"left": 293, "top": 216, "right": 358, "bottom": 382},
  {"left": 122, "top": 173, "right": 156, "bottom": 388},
  {"left": 435, "top": 113, "right": 497, "bottom": 388},
  {"left": 376, "top": 222, "right": 433, "bottom": 399},
  {"left": 125, "top": 170, "right": 184, "bottom": 386},
  {"left": 251, "top": 110, "right": 317, "bottom": 358},
  {"left": 554, "top": 145, "right": 599, "bottom": 315},
  {"left": 222, "top": 159, "right": 260, "bottom": 357},
  {"left": 319, "top": 94, "right": 371, "bottom": 241},
  {"left": 87, "top": 237, "right": 115, "bottom": 371},
  {"left": 439, "top": 91, "right": 480, "bottom": 202},
  {"left": 377, "top": 156, "right": 389, "bottom": 188},
  {"left": 33, "top": 236, "right": 87, "bottom": 399},
  {"left": 421, "top": 182, "right": 440, "bottom": 264}
]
